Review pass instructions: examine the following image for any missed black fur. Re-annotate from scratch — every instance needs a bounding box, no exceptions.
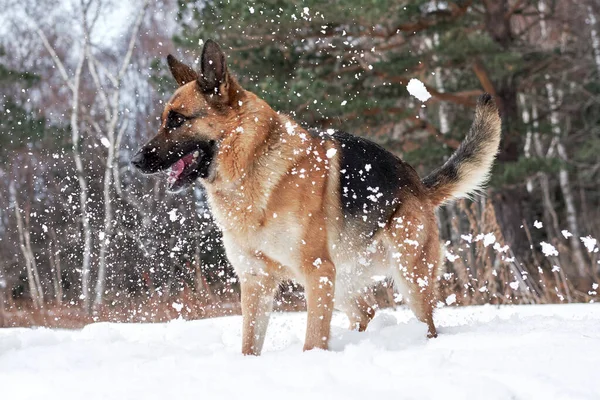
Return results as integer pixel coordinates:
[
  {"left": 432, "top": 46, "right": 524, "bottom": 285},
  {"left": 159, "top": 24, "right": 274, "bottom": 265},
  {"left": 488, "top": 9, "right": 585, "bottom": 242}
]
[{"left": 329, "top": 131, "right": 419, "bottom": 237}]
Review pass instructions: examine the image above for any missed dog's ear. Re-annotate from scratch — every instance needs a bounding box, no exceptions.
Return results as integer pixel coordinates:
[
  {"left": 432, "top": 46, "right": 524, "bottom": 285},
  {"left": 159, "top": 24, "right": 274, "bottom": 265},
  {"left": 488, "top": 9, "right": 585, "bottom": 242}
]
[
  {"left": 198, "top": 40, "right": 229, "bottom": 95},
  {"left": 167, "top": 55, "right": 198, "bottom": 86}
]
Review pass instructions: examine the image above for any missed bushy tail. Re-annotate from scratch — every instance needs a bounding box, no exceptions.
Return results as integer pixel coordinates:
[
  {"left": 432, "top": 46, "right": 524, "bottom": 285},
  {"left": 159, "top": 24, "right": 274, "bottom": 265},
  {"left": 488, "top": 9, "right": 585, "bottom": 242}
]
[{"left": 423, "top": 94, "right": 501, "bottom": 207}]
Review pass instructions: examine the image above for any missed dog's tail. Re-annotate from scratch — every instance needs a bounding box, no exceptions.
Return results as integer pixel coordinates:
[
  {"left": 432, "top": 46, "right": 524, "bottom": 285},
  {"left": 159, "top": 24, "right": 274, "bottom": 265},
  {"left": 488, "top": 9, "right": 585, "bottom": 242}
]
[{"left": 423, "top": 94, "right": 502, "bottom": 207}]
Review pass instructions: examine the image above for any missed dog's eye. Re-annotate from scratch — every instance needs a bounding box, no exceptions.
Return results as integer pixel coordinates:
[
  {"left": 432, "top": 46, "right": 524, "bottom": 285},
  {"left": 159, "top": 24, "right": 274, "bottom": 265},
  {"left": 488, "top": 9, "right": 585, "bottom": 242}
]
[{"left": 166, "top": 112, "right": 187, "bottom": 130}]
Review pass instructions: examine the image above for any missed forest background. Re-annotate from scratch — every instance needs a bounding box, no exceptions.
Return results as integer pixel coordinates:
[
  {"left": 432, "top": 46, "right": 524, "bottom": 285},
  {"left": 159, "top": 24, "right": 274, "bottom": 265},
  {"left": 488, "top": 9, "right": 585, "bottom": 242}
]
[{"left": 0, "top": 0, "right": 598, "bottom": 327}]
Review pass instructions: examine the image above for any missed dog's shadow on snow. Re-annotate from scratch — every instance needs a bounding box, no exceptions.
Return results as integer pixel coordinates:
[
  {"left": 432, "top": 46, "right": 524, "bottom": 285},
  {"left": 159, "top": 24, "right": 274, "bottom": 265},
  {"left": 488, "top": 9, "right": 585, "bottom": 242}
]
[{"left": 328, "top": 313, "right": 430, "bottom": 352}]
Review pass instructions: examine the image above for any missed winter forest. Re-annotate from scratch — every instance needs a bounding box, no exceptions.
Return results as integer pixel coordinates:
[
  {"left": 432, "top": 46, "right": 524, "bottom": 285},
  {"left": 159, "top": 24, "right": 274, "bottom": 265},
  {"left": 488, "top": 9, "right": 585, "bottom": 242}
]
[{"left": 1, "top": 0, "right": 600, "bottom": 397}]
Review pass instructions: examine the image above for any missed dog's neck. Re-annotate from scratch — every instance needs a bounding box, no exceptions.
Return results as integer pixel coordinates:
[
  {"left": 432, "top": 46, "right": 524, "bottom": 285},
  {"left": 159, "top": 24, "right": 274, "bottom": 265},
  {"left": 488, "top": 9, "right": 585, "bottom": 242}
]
[
  {"left": 202, "top": 95, "right": 312, "bottom": 230},
  {"left": 211, "top": 95, "right": 308, "bottom": 189}
]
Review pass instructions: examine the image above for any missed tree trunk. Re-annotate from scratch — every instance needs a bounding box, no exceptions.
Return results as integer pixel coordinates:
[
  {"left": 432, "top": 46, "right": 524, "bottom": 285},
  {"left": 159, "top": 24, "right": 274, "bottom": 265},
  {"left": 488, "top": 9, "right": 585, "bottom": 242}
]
[
  {"left": 0, "top": 276, "right": 5, "bottom": 328},
  {"left": 12, "top": 187, "right": 44, "bottom": 309},
  {"left": 91, "top": 0, "right": 149, "bottom": 308},
  {"left": 588, "top": 5, "right": 600, "bottom": 76},
  {"left": 483, "top": 0, "right": 520, "bottom": 162},
  {"left": 49, "top": 228, "right": 63, "bottom": 305},
  {"left": 539, "top": 6, "right": 589, "bottom": 278},
  {"left": 32, "top": 3, "right": 94, "bottom": 313}
]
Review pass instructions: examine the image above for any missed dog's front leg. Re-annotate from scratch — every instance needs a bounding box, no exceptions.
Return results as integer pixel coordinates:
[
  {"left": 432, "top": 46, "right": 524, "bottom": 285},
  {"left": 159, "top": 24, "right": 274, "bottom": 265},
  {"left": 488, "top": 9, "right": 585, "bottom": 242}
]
[
  {"left": 302, "top": 258, "right": 336, "bottom": 351},
  {"left": 240, "top": 271, "right": 277, "bottom": 356}
]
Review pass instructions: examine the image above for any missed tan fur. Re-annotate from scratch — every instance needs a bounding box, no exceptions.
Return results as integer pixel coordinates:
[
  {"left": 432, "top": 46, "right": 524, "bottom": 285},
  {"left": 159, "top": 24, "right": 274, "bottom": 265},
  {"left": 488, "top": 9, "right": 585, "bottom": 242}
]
[
  {"left": 424, "top": 95, "right": 502, "bottom": 206},
  {"left": 136, "top": 43, "right": 501, "bottom": 355}
]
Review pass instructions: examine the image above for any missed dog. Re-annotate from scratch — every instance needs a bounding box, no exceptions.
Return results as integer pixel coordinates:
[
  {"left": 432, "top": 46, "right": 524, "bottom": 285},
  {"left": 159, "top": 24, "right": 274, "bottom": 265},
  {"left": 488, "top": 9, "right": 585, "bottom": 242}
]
[{"left": 132, "top": 40, "right": 501, "bottom": 355}]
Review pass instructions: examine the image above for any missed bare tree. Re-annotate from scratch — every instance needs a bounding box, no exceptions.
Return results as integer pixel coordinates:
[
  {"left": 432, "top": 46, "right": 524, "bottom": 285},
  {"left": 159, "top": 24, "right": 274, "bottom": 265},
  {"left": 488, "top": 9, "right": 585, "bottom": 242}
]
[
  {"left": 85, "top": 0, "right": 150, "bottom": 310},
  {"left": 11, "top": 182, "right": 44, "bottom": 309},
  {"left": 29, "top": 1, "right": 94, "bottom": 311}
]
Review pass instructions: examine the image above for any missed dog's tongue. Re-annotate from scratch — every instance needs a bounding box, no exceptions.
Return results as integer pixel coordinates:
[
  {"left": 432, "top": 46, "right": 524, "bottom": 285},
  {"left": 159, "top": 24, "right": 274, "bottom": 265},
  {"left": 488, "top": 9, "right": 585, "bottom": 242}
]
[{"left": 169, "top": 159, "right": 185, "bottom": 180}]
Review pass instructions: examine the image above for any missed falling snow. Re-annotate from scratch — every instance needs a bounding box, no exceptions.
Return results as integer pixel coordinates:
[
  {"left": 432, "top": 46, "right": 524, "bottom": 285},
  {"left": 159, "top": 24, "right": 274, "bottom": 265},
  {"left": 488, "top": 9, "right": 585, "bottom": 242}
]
[
  {"left": 406, "top": 78, "right": 432, "bottom": 102},
  {"left": 540, "top": 242, "right": 559, "bottom": 257}
]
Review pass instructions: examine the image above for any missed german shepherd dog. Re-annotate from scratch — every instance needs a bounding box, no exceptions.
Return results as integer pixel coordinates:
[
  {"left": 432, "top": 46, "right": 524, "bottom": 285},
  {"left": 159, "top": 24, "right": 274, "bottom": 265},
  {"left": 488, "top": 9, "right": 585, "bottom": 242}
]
[{"left": 132, "top": 40, "right": 501, "bottom": 355}]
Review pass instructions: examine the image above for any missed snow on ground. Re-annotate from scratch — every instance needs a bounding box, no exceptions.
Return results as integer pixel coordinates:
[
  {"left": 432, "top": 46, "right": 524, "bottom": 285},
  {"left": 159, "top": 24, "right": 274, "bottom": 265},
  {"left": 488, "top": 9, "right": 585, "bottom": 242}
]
[{"left": 1, "top": 304, "right": 599, "bottom": 400}]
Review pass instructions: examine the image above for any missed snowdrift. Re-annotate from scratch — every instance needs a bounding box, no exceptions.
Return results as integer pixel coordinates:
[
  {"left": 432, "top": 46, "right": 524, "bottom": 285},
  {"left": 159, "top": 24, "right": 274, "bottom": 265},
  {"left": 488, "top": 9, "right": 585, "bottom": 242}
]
[{"left": 1, "top": 304, "right": 599, "bottom": 400}]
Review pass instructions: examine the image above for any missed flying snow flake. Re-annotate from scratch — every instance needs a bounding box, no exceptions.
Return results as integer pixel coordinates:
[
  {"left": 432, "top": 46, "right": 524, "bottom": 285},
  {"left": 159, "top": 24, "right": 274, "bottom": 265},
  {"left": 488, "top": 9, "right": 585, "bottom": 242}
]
[
  {"left": 406, "top": 78, "right": 431, "bottom": 102},
  {"left": 445, "top": 250, "right": 459, "bottom": 262},
  {"left": 42, "top": 224, "right": 48, "bottom": 233},
  {"left": 168, "top": 209, "right": 179, "bottom": 222},
  {"left": 561, "top": 230, "right": 572, "bottom": 239},
  {"left": 313, "top": 258, "right": 322, "bottom": 267},
  {"left": 284, "top": 121, "right": 296, "bottom": 135},
  {"left": 172, "top": 302, "right": 183, "bottom": 312},
  {"left": 540, "top": 242, "right": 559, "bottom": 257},
  {"left": 341, "top": 100, "right": 347, "bottom": 106},
  {"left": 100, "top": 137, "right": 110, "bottom": 148},
  {"left": 509, "top": 281, "right": 520, "bottom": 290},
  {"left": 404, "top": 238, "right": 419, "bottom": 248},
  {"left": 461, "top": 234, "right": 473, "bottom": 243},
  {"left": 493, "top": 242, "right": 509, "bottom": 253},
  {"left": 248, "top": 6, "right": 254, "bottom": 13},
  {"left": 483, "top": 233, "right": 496, "bottom": 247},
  {"left": 445, "top": 294, "right": 456, "bottom": 305},
  {"left": 326, "top": 148, "right": 337, "bottom": 159},
  {"left": 580, "top": 236, "right": 598, "bottom": 252},
  {"left": 365, "top": 164, "right": 372, "bottom": 172},
  {"left": 533, "top": 220, "right": 543, "bottom": 229}
]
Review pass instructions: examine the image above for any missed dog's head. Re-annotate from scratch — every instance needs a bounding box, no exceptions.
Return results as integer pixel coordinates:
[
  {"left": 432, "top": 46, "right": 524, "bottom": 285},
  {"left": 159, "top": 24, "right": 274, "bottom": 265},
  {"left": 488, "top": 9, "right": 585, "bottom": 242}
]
[{"left": 131, "top": 40, "right": 242, "bottom": 192}]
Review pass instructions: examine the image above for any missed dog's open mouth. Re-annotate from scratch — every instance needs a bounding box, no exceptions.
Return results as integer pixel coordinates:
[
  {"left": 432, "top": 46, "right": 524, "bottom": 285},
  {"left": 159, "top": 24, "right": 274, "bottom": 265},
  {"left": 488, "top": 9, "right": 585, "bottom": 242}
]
[
  {"left": 164, "top": 142, "right": 216, "bottom": 192},
  {"left": 166, "top": 151, "right": 200, "bottom": 187}
]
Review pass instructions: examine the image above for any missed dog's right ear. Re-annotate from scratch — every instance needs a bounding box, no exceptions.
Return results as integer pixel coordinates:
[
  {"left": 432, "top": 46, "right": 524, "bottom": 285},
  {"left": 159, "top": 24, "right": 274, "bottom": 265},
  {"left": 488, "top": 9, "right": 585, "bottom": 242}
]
[
  {"left": 167, "top": 55, "right": 198, "bottom": 87},
  {"left": 198, "top": 40, "right": 228, "bottom": 95}
]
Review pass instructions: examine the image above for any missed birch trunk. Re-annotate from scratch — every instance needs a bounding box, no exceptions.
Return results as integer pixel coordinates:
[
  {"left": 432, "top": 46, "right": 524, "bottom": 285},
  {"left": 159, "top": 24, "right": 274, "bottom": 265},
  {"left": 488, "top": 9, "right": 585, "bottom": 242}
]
[
  {"left": 546, "top": 80, "right": 587, "bottom": 277},
  {"left": 31, "top": 5, "right": 93, "bottom": 312},
  {"left": 71, "top": 44, "right": 93, "bottom": 312},
  {"left": 539, "top": 0, "right": 588, "bottom": 278},
  {"left": 92, "top": 0, "right": 150, "bottom": 308},
  {"left": 12, "top": 185, "right": 44, "bottom": 309},
  {"left": 519, "top": 93, "right": 534, "bottom": 193},
  {"left": 588, "top": 6, "right": 600, "bottom": 76},
  {"left": 49, "top": 228, "right": 63, "bottom": 305},
  {"left": 0, "top": 271, "right": 5, "bottom": 327}
]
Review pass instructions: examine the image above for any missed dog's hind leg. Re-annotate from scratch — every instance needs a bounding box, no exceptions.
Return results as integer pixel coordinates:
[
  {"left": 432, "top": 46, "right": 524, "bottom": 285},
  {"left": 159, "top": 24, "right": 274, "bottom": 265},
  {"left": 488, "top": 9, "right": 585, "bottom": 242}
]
[
  {"left": 386, "top": 206, "right": 440, "bottom": 339},
  {"left": 339, "top": 293, "right": 375, "bottom": 332},
  {"left": 391, "top": 247, "right": 439, "bottom": 338}
]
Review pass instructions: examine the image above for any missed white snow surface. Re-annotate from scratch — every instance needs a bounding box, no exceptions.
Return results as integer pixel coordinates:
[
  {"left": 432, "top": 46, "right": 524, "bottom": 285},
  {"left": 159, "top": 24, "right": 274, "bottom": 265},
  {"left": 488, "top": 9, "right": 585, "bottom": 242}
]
[{"left": 1, "top": 304, "right": 599, "bottom": 400}]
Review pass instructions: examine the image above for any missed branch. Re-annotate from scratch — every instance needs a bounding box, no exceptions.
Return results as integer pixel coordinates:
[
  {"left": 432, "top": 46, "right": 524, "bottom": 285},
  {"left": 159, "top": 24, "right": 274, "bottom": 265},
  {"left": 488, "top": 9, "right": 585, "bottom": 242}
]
[
  {"left": 472, "top": 59, "right": 498, "bottom": 96},
  {"left": 504, "top": 0, "right": 527, "bottom": 20},
  {"left": 28, "top": 19, "right": 75, "bottom": 92},
  {"left": 385, "top": 1, "right": 473, "bottom": 37},
  {"left": 117, "top": 0, "right": 150, "bottom": 82}
]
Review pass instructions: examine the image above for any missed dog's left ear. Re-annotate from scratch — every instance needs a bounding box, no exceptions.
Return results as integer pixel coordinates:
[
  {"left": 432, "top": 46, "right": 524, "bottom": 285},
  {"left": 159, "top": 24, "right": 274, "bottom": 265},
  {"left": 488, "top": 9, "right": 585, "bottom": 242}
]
[
  {"left": 167, "top": 55, "right": 198, "bottom": 87},
  {"left": 198, "top": 40, "right": 230, "bottom": 97}
]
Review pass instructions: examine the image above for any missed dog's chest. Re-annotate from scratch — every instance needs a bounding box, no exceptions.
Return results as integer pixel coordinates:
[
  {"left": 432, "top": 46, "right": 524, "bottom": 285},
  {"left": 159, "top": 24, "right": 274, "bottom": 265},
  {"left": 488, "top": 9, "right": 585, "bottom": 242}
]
[{"left": 207, "top": 191, "right": 301, "bottom": 266}]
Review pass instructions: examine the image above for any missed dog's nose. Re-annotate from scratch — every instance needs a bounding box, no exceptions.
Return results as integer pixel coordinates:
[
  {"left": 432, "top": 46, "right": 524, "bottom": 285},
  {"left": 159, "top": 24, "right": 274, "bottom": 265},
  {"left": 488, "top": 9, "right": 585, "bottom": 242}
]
[{"left": 130, "top": 151, "right": 145, "bottom": 170}]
